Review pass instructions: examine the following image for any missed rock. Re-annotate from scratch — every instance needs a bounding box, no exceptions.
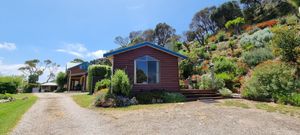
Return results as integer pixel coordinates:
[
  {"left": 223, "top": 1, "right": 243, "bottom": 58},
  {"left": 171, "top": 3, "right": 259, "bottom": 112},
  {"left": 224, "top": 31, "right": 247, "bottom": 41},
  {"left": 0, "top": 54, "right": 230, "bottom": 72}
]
[
  {"left": 152, "top": 98, "right": 156, "bottom": 104},
  {"left": 130, "top": 97, "right": 138, "bottom": 105},
  {"left": 0, "top": 99, "right": 11, "bottom": 103},
  {"left": 115, "top": 96, "right": 131, "bottom": 107},
  {"left": 101, "top": 98, "right": 116, "bottom": 107}
]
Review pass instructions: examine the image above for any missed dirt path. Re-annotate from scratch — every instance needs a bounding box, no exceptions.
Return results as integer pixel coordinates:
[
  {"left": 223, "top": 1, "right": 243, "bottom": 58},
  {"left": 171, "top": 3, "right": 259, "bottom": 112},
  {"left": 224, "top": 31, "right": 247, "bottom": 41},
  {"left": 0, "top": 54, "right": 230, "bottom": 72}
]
[
  {"left": 11, "top": 93, "right": 300, "bottom": 135},
  {"left": 11, "top": 93, "right": 113, "bottom": 135}
]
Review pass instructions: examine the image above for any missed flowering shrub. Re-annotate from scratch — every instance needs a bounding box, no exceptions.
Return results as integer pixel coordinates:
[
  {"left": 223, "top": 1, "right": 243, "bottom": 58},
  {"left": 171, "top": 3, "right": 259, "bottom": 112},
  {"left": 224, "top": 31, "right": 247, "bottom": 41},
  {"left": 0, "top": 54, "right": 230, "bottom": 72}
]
[
  {"left": 208, "top": 36, "right": 217, "bottom": 43},
  {"left": 242, "top": 25, "right": 253, "bottom": 32},
  {"left": 256, "top": 20, "right": 278, "bottom": 29}
]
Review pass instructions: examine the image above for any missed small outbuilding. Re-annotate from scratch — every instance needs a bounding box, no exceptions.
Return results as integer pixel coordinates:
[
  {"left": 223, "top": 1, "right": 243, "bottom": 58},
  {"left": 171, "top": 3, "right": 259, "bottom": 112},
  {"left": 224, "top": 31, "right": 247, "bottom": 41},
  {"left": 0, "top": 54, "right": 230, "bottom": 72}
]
[
  {"left": 103, "top": 42, "right": 187, "bottom": 92},
  {"left": 41, "top": 82, "right": 58, "bottom": 92}
]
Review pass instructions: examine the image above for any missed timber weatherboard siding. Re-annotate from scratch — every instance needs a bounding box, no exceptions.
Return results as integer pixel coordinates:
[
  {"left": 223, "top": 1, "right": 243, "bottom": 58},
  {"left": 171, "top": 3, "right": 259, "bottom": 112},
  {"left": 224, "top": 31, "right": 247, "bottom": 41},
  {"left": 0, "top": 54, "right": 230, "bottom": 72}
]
[{"left": 113, "top": 45, "right": 180, "bottom": 91}]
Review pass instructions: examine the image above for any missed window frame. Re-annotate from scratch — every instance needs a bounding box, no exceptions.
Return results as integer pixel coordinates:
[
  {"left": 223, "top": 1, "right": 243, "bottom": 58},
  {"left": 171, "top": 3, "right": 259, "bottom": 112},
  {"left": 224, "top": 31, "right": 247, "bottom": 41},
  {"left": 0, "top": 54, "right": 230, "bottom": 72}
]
[{"left": 134, "top": 55, "right": 160, "bottom": 84}]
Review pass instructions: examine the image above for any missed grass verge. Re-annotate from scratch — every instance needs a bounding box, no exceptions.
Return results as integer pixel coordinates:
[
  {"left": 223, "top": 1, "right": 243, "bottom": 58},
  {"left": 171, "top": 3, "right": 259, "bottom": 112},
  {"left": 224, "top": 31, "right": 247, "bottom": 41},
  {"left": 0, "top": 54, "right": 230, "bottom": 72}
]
[
  {"left": 221, "top": 100, "right": 250, "bottom": 109},
  {"left": 220, "top": 99, "right": 300, "bottom": 117},
  {"left": 0, "top": 94, "right": 38, "bottom": 135},
  {"left": 255, "top": 103, "right": 300, "bottom": 116},
  {"left": 72, "top": 94, "right": 96, "bottom": 108}
]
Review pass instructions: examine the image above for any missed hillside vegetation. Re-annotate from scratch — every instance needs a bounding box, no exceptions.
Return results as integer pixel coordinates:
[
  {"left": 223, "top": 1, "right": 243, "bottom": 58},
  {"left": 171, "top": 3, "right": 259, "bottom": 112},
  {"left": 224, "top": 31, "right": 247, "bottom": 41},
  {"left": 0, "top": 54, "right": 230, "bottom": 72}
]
[{"left": 113, "top": 0, "right": 300, "bottom": 106}]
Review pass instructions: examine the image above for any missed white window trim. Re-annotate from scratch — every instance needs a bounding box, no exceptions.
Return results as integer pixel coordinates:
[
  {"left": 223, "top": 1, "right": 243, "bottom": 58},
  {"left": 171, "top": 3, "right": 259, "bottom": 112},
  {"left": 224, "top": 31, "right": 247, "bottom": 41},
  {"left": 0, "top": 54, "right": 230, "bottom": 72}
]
[{"left": 134, "top": 55, "right": 160, "bottom": 84}]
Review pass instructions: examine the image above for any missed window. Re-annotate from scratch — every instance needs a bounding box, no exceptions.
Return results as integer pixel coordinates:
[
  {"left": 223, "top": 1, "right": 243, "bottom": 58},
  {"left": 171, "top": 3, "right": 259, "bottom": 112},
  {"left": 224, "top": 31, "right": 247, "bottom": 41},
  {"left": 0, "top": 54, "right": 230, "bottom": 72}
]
[{"left": 135, "top": 55, "right": 159, "bottom": 84}]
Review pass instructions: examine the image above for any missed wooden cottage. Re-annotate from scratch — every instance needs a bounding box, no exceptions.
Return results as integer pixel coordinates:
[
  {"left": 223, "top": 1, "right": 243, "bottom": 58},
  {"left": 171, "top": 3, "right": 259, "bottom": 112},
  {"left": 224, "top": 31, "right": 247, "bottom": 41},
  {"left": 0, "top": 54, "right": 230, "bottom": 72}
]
[
  {"left": 103, "top": 42, "right": 187, "bottom": 92},
  {"left": 66, "top": 62, "right": 89, "bottom": 91}
]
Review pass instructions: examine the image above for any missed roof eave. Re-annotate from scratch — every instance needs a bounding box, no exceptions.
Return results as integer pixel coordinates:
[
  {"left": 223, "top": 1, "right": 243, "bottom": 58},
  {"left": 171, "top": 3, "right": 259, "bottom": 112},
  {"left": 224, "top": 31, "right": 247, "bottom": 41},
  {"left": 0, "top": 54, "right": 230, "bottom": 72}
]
[{"left": 103, "top": 42, "right": 187, "bottom": 59}]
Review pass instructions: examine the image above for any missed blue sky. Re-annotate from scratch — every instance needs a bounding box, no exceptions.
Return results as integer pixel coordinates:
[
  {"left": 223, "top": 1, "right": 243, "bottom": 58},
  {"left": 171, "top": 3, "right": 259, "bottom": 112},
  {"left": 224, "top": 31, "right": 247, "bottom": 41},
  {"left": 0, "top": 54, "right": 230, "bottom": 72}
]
[{"left": 0, "top": 0, "right": 227, "bottom": 82}]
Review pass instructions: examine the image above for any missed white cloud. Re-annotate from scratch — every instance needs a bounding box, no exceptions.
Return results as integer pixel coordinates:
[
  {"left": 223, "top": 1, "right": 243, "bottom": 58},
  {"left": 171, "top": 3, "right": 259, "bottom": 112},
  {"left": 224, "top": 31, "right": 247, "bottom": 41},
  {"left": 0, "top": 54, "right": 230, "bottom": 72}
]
[
  {"left": 87, "top": 50, "right": 107, "bottom": 59},
  {"left": 56, "top": 43, "right": 107, "bottom": 59},
  {"left": 56, "top": 43, "right": 87, "bottom": 58},
  {"left": 0, "top": 59, "right": 24, "bottom": 76},
  {"left": 0, "top": 42, "right": 16, "bottom": 51}
]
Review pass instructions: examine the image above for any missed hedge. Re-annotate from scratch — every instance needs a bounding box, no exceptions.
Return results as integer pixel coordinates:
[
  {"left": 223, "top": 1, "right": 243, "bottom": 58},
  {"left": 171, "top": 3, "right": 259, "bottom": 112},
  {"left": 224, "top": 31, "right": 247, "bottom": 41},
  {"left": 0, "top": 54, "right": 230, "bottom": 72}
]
[
  {"left": 87, "top": 65, "right": 111, "bottom": 94},
  {"left": 0, "top": 82, "right": 18, "bottom": 94}
]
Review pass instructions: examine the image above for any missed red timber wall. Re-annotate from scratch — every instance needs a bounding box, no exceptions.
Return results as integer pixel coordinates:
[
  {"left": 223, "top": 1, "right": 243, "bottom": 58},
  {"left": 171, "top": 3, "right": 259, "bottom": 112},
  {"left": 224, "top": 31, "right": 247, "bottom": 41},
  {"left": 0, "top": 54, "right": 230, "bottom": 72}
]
[
  {"left": 68, "top": 66, "right": 86, "bottom": 75},
  {"left": 113, "top": 45, "right": 180, "bottom": 91}
]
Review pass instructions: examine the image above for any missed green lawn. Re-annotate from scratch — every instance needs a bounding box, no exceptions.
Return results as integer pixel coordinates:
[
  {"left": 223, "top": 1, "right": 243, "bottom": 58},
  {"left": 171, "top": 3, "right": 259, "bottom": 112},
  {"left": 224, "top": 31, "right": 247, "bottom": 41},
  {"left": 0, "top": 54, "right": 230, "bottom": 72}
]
[
  {"left": 0, "top": 94, "right": 38, "bottom": 135},
  {"left": 72, "top": 94, "right": 168, "bottom": 111},
  {"left": 72, "top": 94, "right": 96, "bottom": 108}
]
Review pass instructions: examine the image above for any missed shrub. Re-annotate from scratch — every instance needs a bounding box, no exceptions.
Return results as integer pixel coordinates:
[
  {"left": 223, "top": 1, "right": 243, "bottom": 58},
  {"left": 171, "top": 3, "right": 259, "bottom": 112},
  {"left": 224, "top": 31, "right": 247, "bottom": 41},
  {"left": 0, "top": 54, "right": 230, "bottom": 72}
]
[
  {"left": 0, "top": 76, "right": 24, "bottom": 93},
  {"left": 241, "top": 42, "right": 254, "bottom": 51},
  {"left": 208, "top": 36, "right": 217, "bottom": 43},
  {"left": 193, "top": 47, "right": 210, "bottom": 60},
  {"left": 286, "top": 15, "right": 298, "bottom": 26},
  {"left": 272, "top": 28, "right": 300, "bottom": 63},
  {"left": 241, "top": 61, "right": 297, "bottom": 101},
  {"left": 162, "top": 92, "right": 185, "bottom": 103},
  {"left": 278, "top": 18, "right": 286, "bottom": 25},
  {"left": 87, "top": 65, "right": 111, "bottom": 93},
  {"left": 55, "top": 88, "right": 66, "bottom": 93},
  {"left": 23, "top": 83, "right": 39, "bottom": 93},
  {"left": 56, "top": 72, "right": 67, "bottom": 90},
  {"left": 198, "top": 74, "right": 225, "bottom": 90},
  {"left": 135, "top": 91, "right": 165, "bottom": 104},
  {"left": 241, "top": 48, "right": 274, "bottom": 67},
  {"left": 225, "top": 17, "right": 245, "bottom": 34},
  {"left": 0, "top": 82, "right": 18, "bottom": 94},
  {"left": 256, "top": 20, "right": 278, "bottom": 29},
  {"left": 243, "top": 25, "right": 254, "bottom": 32},
  {"left": 94, "top": 79, "right": 110, "bottom": 92},
  {"left": 213, "top": 56, "right": 237, "bottom": 73},
  {"left": 248, "top": 27, "right": 260, "bottom": 35},
  {"left": 111, "top": 70, "right": 131, "bottom": 96},
  {"left": 135, "top": 91, "right": 185, "bottom": 104},
  {"left": 236, "top": 62, "right": 249, "bottom": 76},
  {"left": 209, "top": 44, "right": 217, "bottom": 51},
  {"left": 215, "top": 72, "right": 236, "bottom": 89},
  {"left": 179, "top": 59, "right": 194, "bottom": 79},
  {"left": 240, "top": 28, "right": 273, "bottom": 49},
  {"left": 179, "top": 80, "right": 188, "bottom": 89},
  {"left": 288, "top": 93, "right": 300, "bottom": 106},
  {"left": 218, "top": 88, "right": 232, "bottom": 97},
  {"left": 216, "top": 31, "right": 227, "bottom": 43}
]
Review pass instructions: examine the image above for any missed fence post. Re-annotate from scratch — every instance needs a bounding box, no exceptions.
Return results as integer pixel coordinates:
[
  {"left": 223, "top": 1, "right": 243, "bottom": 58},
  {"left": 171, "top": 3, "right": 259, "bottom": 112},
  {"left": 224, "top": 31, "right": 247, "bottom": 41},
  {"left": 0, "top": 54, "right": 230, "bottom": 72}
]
[{"left": 209, "top": 63, "right": 215, "bottom": 90}]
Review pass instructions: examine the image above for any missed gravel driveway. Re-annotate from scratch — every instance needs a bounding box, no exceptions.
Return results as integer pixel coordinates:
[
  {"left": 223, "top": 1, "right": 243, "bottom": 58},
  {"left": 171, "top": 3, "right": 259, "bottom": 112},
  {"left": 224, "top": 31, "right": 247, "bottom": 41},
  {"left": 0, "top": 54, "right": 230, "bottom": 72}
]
[
  {"left": 11, "top": 93, "right": 300, "bottom": 135},
  {"left": 11, "top": 93, "right": 113, "bottom": 135}
]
